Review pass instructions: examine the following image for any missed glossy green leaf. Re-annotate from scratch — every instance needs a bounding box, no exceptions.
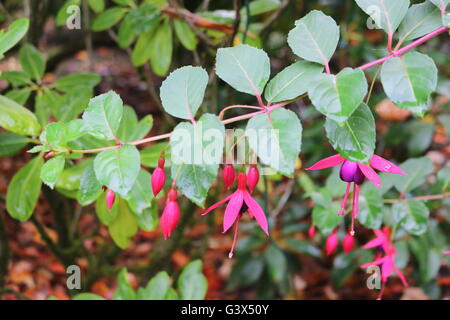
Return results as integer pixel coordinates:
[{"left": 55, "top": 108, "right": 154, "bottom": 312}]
[
  {"left": 127, "top": 4, "right": 160, "bottom": 34},
  {"left": 216, "top": 44, "right": 270, "bottom": 96},
  {"left": 0, "top": 133, "right": 28, "bottom": 156},
  {"left": 140, "top": 142, "right": 170, "bottom": 167},
  {"left": 325, "top": 103, "right": 375, "bottom": 163},
  {"left": 178, "top": 260, "right": 207, "bottom": 300},
  {"left": 134, "top": 204, "right": 159, "bottom": 231},
  {"left": 393, "top": 200, "right": 429, "bottom": 235},
  {"left": 77, "top": 162, "right": 103, "bottom": 206},
  {"left": 287, "top": 10, "right": 340, "bottom": 66},
  {"left": 19, "top": 44, "right": 45, "bottom": 81},
  {"left": 394, "top": 157, "right": 433, "bottom": 192},
  {"left": 92, "top": 7, "right": 128, "bottom": 31},
  {"left": 6, "top": 156, "right": 43, "bottom": 221},
  {"left": 0, "top": 94, "right": 41, "bottom": 136},
  {"left": 55, "top": 159, "right": 92, "bottom": 196},
  {"left": 173, "top": 19, "right": 198, "bottom": 51},
  {"left": 40, "top": 155, "right": 66, "bottom": 189},
  {"left": 0, "top": 18, "right": 29, "bottom": 58},
  {"left": 160, "top": 66, "right": 208, "bottom": 120},
  {"left": 117, "top": 106, "right": 153, "bottom": 142},
  {"left": 312, "top": 202, "right": 343, "bottom": 234},
  {"left": 109, "top": 199, "right": 138, "bottom": 249},
  {"left": 398, "top": 2, "right": 442, "bottom": 43},
  {"left": 149, "top": 20, "right": 172, "bottom": 76},
  {"left": 94, "top": 144, "right": 140, "bottom": 196},
  {"left": 124, "top": 169, "right": 153, "bottom": 214},
  {"left": 82, "top": 91, "right": 123, "bottom": 141},
  {"left": 264, "top": 61, "right": 323, "bottom": 103},
  {"left": 358, "top": 190, "right": 383, "bottom": 229},
  {"left": 355, "top": 0, "right": 410, "bottom": 33},
  {"left": 137, "top": 271, "right": 170, "bottom": 300},
  {"left": 170, "top": 114, "right": 224, "bottom": 206},
  {"left": 245, "top": 108, "right": 302, "bottom": 176},
  {"left": 54, "top": 73, "right": 101, "bottom": 92},
  {"left": 308, "top": 68, "right": 368, "bottom": 123},
  {"left": 380, "top": 51, "right": 437, "bottom": 109}
]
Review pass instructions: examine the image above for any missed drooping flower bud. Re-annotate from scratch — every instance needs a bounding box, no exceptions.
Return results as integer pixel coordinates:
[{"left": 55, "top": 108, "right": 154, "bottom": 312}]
[
  {"left": 152, "top": 157, "right": 166, "bottom": 197},
  {"left": 247, "top": 164, "right": 259, "bottom": 193},
  {"left": 342, "top": 232, "right": 355, "bottom": 253},
  {"left": 340, "top": 160, "right": 365, "bottom": 185},
  {"left": 308, "top": 225, "right": 316, "bottom": 238},
  {"left": 325, "top": 229, "right": 339, "bottom": 256},
  {"left": 222, "top": 164, "right": 236, "bottom": 189},
  {"left": 161, "top": 188, "right": 180, "bottom": 240},
  {"left": 106, "top": 189, "right": 116, "bottom": 211}
]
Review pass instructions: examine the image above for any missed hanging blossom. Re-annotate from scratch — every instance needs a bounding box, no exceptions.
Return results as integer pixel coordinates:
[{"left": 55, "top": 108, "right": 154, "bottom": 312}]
[
  {"left": 202, "top": 172, "right": 269, "bottom": 258},
  {"left": 360, "top": 227, "right": 408, "bottom": 300},
  {"left": 444, "top": 251, "right": 450, "bottom": 255},
  {"left": 306, "top": 154, "right": 406, "bottom": 235}
]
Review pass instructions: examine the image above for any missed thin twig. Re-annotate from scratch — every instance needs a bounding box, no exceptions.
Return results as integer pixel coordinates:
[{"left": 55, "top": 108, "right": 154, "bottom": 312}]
[
  {"left": 260, "top": 0, "right": 291, "bottom": 36},
  {"left": 272, "top": 179, "right": 295, "bottom": 218},
  {"left": 383, "top": 192, "right": 450, "bottom": 203},
  {"left": 229, "top": 0, "right": 242, "bottom": 46}
]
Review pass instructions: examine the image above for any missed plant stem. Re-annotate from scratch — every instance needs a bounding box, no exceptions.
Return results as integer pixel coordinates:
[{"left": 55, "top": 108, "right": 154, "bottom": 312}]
[{"left": 383, "top": 192, "right": 450, "bottom": 203}]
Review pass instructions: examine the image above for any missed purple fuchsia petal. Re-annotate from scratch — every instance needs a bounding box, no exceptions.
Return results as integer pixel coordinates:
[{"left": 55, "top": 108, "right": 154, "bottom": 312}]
[
  {"left": 357, "top": 163, "right": 381, "bottom": 188},
  {"left": 370, "top": 155, "right": 406, "bottom": 175},
  {"left": 202, "top": 194, "right": 232, "bottom": 216},
  {"left": 306, "top": 154, "right": 345, "bottom": 171},
  {"left": 243, "top": 192, "right": 269, "bottom": 235},
  {"left": 223, "top": 191, "right": 244, "bottom": 233}
]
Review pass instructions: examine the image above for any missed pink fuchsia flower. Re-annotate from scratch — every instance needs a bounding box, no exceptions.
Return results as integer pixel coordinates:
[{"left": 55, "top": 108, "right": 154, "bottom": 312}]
[
  {"left": 161, "top": 188, "right": 180, "bottom": 240},
  {"left": 222, "top": 164, "right": 236, "bottom": 190},
  {"left": 342, "top": 232, "right": 355, "bottom": 253},
  {"left": 106, "top": 189, "right": 116, "bottom": 211},
  {"left": 203, "top": 172, "right": 269, "bottom": 258},
  {"left": 306, "top": 154, "right": 406, "bottom": 235},
  {"left": 308, "top": 225, "right": 316, "bottom": 238},
  {"left": 360, "top": 227, "right": 408, "bottom": 300},
  {"left": 443, "top": 251, "right": 450, "bottom": 255},
  {"left": 152, "top": 157, "right": 166, "bottom": 197},
  {"left": 325, "top": 229, "right": 339, "bottom": 256},
  {"left": 247, "top": 164, "right": 259, "bottom": 193}
]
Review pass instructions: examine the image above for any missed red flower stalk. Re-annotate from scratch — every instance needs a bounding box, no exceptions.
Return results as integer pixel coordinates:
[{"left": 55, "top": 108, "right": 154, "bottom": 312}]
[
  {"left": 203, "top": 172, "right": 269, "bottom": 258},
  {"left": 342, "top": 232, "right": 355, "bottom": 253},
  {"left": 325, "top": 229, "right": 339, "bottom": 256},
  {"left": 152, "top": 157, "right": 166, "bottom": 197},
  {"left": 360, "top": 227, "right": 408, "bottom": 300},
  {"left": 106, "top": 189, "right": 116, "bottom": 211},
  {"left": 161, "top": 188, "right": 180, "bottom": 240},
  {"left": 307, "top": 154, "right": 406, "bottom": 235},
  {"left": 222, "top": 164, "right": 236, "bottom": 189},
  {"left": 308, "top": 225, "right": 316, "bottom": 238},
  {"left": 247, "top": 164, "right": 259, "bottom": 193}
]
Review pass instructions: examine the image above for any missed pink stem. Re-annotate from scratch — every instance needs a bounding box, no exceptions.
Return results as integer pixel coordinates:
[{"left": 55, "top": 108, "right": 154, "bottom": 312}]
[
  {"left": 324, "top": 62, "right": 331, "bottom": 75},
  {"left": 218, "top": 105, "right": 264, "bottom": 120},
  {"left": 228, "top": 217, "right": 241, "bottom": 259},
  {"left": 441, "top": 0, "right": 446, "bottom": 15},
  {"left": 338, "top": 183, "right": 352, "bottom": 216}
]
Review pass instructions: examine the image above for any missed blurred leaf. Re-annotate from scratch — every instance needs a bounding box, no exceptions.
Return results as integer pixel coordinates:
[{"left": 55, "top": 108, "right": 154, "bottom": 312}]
[
  {"left": 137, "top": 271, "right": 170, "bottom": 300},
  {"left": 438, "top": 114, "right": 450, "bottom": 140},
  {"left": 109, "top": 199, "right": 138, "bottom": 249},
  {"left": 54, "top": 73, "right": 101, "bottom": 92},
  {"left": 92, "top": 7, "right": 128, "bottom": 31},
  {"left": 19, "top": 44, "right": 45, "bottom": 82},
  {"left": 124, "top": 169, "right": 153, "bottom": 214},
  {"left": 77, "top": 162, "right": 103, "bottom": 206},
  {"left": 0, "top": 18, "right": 29, "bottom": 58},
  {"left": 140, "top": 142, "right": 169, "bottom": 167},
  {"left": 0, "top": 71, "right": 31, "bottom": 86},
  {"left": 0, "top": 133, "right": 28, "bottom": 156},
  {"left": 358, "top": 190, "right": 383, "bottom": 230},
  {"left": 178, "top": 260, "right": 207, "bottom": 300},
  {"left": 173, "top": 19, "right": 198, "bottom": 51},
  {"left": 56, "top": 0, "right": 81, "bottom": 26},
  {"left": 393, "top": 200, "right": 429, "bottom": 235},
  {"left": 131, "top": 29, "right": 156, "bottom": 66},
  {"left": 72, "top": 293, "right": 105, "bottom": 300},
  {"left": 113, "top": 268, "right": 136, "bottom": 300},
  {"left": 5, "top": 88, "right": 31, "bottom": 104},
  {"left": 40, "top": 155, "right": 65, "bottom": 189},
  {"left": 264, "top": 244, "right": 287, "bottom": 283},
  {"left": 394, "top": 157, "right": 433, "bottom": 192},
  {"left": 149, "top": 20, "right": 172, "bottom": 76},
  {"left": 88, "top": 0, "right": 105, "bottom": 13},
  {"left": 128, "top": 4, "right": 160, "bottom": 34},
  {"left": 95, "top": 191, "right": 119, "bottom": 225},
  {"left": 407, "top": 121, "right": 434, "bottom": 155},
  {"left": 0, "top": 95, "right": 41, "bottom": 136},
  {"left": 285, "top": 239, "right": 321, "bottom": 258},
  {"left": 312, "top": 202, "right": 343, "bottom": 234}
]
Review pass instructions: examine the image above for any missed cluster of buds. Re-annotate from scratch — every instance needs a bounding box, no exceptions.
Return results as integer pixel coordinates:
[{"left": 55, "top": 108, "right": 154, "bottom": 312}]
[{"left": 325, "top": 229, "right": 355, "bottom": 255}]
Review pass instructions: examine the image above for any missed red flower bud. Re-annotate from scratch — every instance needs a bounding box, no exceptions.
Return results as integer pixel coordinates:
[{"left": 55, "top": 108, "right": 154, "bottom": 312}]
[
  {"left": 325, "top": 229, "right": 339, "bottom": 256},
  {"left": 247, "top": 164, "right": 259, "bottom": 193},
  {"left": 222, "top": 164, "right": 236, "bottom": 189},
  {"left": 342, "top": 232, "right": 355, "bottom": 253},
  {"left": 161, "top": 188, "right": 180, "bottom": 240},
  {"left": 106, "top": 189, "right": 116, "bottom": 211},
  {"left": 308, "top": 225, "right": 316, "bottom": 238},
  {"left": 152, "top": 157, "right": 166, "bottom": 197}
]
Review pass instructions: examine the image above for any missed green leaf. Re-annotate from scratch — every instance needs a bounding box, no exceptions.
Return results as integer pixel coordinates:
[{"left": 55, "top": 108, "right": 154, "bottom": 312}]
[
  {"left": 6, "top": 156, "right": 43, "bottom": 221},
  {"left": 429, "top": 0, "right": 449, "bottom": 10},
  {"left": 398, "top": 2, "right": 442, "bottom": 43},
  {"left": 109, "top": 199, "right": 138, "bottom": 249},
  {"left": 54, "top": 73, "right": 101, "bottom": 92},
  {"left": 5, "top": 88, "right": 32, "bottom": 104},
  {"left": 285, "top": 239, "right": 321, "bottom": 258},
  {"left": 77, "top": 162, "right": 103, "bottom": 206},
  {"left": 160, "top": 66, "right": 208, "bottom": 120},
  {"left": 358, "top": 190, "right": 383, "bottom": 229},
  {"left": 0, "top": 133, "right": 28, "bottom": 156},
  {"left": 0, "top": 18, "right": 29, "bottom": 58},
  {"left": 56, "top": 0, "right": 81, "bottom": 26},
  {"left": 0, "top": 71, "right": 31, "bottom": 86},
  {"left": 127, "top": 4, "right": 160, "bottom": 34},
  {"left": 134, "top": 204, "right": 159, "bottom": 231},
  {"left": 73, "top": 293, "right": 105, "bottom": 300},
  {"left": 95, "top": 191, "right": 119, "bottom": 225},
  {"left": 88, "top": 0, "right": 105, "bottom": 13},
  {"left": 439, "top": 114, "right": 450, "bottom": 140},
  {"left": 173, "top": 19, "right": 198, "bottom": 51},
  {"left": 19, "top": 44, "right": 46, "bottom": 81},
  {"left": 393, "top": 200, "right": 429, "bottom": 235},
  {"left": 437, "top": 167, "right": 450, "bottom": 192},
  {"left": 55, "top": 159, "right": 91, "bottom": 196},
  {"left": 312, "top": 202, "right": 343, "bottom": 234},
  {"left": 308, "top": 68, "right": 368, "bottom": 123},
  {"left": 92, "top": 7, "right": 128, "bottom": 31},
  {"left": 287, "top": 10, "right": 340, "bottom": 66},
  {"left": 117, "top": 106, "right": 153, "bottom": 142},
  {"left": 355, "top": 0, "right": 410, "bottom": 34},
  {"left": 117, "top": 15, "right": 135, "bottom": 49},
  {"left": 140, "top": 142, "right": 169, "bottom": 167},
  {"left": 112, "top": 0, "right": 136, "bottom": 6},
  {"left": 149, "top": 20, "right": 172, "bottom": 76},
  {"left": 407, "top": 121, "right": 434, "bottom": 155},
  {"left": 178, "top": 260, "right": 207, "bottom": 300},
  {"left": 243, "top": 0, "right": 281, "bottom": 16},
  {"left": 43, "top": 120, "right": 88, "bottom": 150},
  {"left": 325, "top": 103, "right": 375, "bottom": 163},
  {"left": 131, "top": 29, "right": 155, "bottom": 66},
  {"left": 124, "top": 169, "right": 153, "bottom": 214},
  {"left": 394, "top": 157, "right": 433, "bottom": 192},
  {"left": 82, "top": 91, "right": 123, "bottom": 141},
  {"left": 264, "top": 244, "right": 287, "bottom": 283},
  {"left": 170, "top": 114, "right": 225, "bottom": 206},
  {"left": 94, "top": 144, "right": 140, "bottom": 196},
  {"left": 245, "top": 108, "right": 302, "bottom": 176},
  {"left": 113, "top": 268, "right": 136, "bottom": 300},
  {"left": 137, "top": 271, "right": 170, "bottom": 300},
  {"left": 216, "top": 44, "right": 270, "bottom": 96},
  {"left": 40, "top": 155, "right": 66, "bottom": 189},
  {"left": 264, "top": 61, "right": 323, "bottom": 103},
  {"left": 380, "top": 52, "right": 437, "bottom": 109},
  {"left": 0, "top": 95, "right": 41, "bottom": 136}
]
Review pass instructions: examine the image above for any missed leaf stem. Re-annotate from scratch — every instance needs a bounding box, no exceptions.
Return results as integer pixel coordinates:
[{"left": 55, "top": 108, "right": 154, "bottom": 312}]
[{"left": 383, "top": 192, "right": 450, "bottom": 203}]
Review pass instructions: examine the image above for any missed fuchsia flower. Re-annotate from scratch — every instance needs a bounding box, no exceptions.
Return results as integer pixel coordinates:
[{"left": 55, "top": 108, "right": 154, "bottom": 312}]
[
  {"left": 247, "top": 164, "right": 259, "bottom": 193},
  {"left": 222, "top": 164, "right": 236, "bottom": 189},
  {"left": 161, "top": 188, "right": 180, "bottom": 240},
  {"left": 360, "top": 227, "right": 408, "bottom": 300},
  {"left": 342, "top": 232, "right": 355, "bottom": 253},
  {"left": 203, "top": 172, "right": 269, "bottom": 258},
  {"left": 152, "top": 157, "right": 166, "bottom": 197},
  {"left": 106, "top": 189, "right": 116, "bottom": 211},
  {"left": 308, "top": 225, "right": 316, "bottom": 238},
  {"left": 444, "top": 251, "right": 450, "bottom": 255},
  {"left": 325, "top": 229, "right": 339, "bottom": 255},
  {"left": 307, "top": 154, "right": 406, "bottom": 235}
]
